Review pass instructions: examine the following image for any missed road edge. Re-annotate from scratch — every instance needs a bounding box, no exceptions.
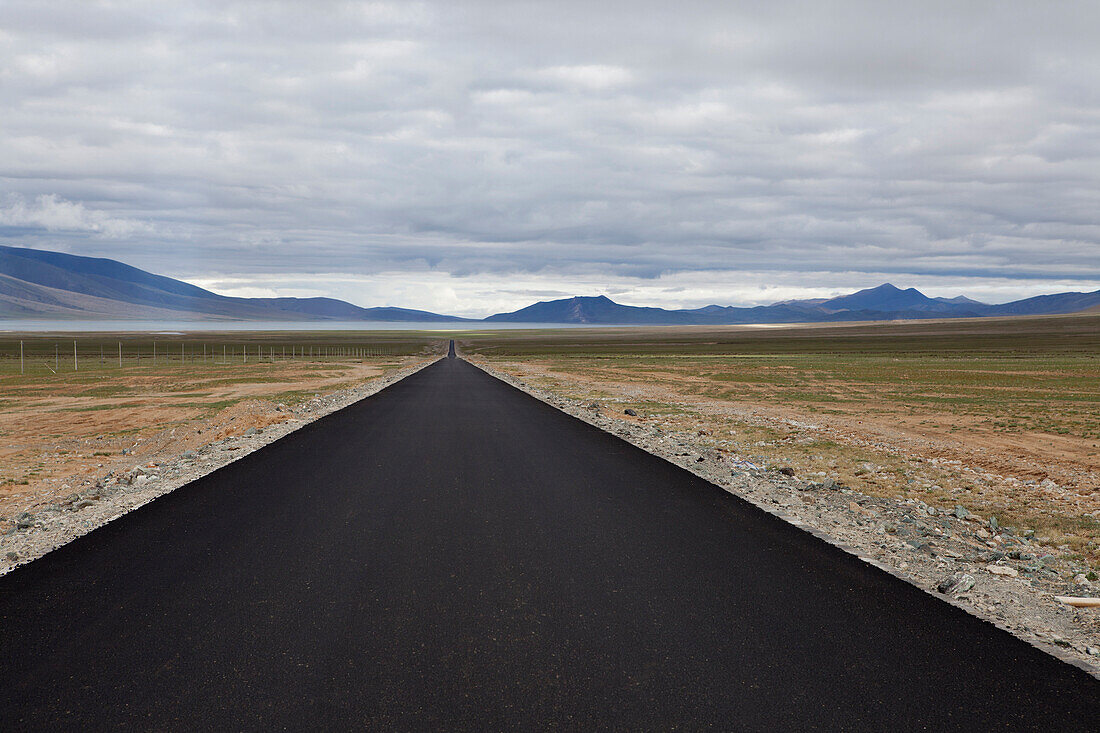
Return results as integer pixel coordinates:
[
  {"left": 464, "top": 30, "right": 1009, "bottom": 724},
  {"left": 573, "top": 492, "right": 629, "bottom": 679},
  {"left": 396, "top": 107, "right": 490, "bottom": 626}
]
[
  {"left": 464, "top": 356, "right": 1100, "bottom": 680},
  {"left": 1, "top": 355, "right": 444, "bottom": 577}
]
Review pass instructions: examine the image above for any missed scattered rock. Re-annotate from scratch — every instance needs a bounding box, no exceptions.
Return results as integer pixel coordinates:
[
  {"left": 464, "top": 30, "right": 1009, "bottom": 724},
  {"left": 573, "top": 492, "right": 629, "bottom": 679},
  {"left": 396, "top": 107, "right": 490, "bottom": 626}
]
[
  {"left": 776, "top": 466, "right": 795, "bottom": 477},
  {"left": 986, "top": 564, "right": 1019, "bottom": 578},
  {"left": 936, "top": 573, "right": 975, "bottom": 595},
  {"left": 6, "top": 551, "right": 18, "bottom": 561},
  {"left": 15, "top": 512, "right": 34, "bottom": 530},
  {"left": 953, "top": 505, "right": 969, "bottom": 519},
  {"left": 623, "top": 409, "right": 638, "bottom": 417}
]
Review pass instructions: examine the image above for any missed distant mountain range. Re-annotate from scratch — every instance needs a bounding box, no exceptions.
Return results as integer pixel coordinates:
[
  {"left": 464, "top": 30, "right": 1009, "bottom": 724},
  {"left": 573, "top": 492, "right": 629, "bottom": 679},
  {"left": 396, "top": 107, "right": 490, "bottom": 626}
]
[
  {"left": 0, "top": 245, "right": 471, "bottom": 322},
  {"left": 484, "top": 285, "right": 1100, "bottom": 324},
  {"left": 2, "top": 245, "right": 1099, "bottom": 324}
]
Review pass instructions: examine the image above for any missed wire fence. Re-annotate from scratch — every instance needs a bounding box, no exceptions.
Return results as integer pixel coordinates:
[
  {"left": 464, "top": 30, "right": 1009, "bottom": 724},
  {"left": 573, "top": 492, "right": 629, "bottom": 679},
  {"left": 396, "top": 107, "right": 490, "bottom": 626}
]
[{"left": 0, "top": 339, "right": 414, "bottom": 376}]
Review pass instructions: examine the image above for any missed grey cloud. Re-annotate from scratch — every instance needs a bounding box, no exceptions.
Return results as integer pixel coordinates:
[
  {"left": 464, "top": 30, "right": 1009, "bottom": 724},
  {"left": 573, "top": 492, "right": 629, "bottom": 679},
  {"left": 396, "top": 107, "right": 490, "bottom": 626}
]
[{"left": 1, "top": 0, "right": 1098, "bottom": 310}]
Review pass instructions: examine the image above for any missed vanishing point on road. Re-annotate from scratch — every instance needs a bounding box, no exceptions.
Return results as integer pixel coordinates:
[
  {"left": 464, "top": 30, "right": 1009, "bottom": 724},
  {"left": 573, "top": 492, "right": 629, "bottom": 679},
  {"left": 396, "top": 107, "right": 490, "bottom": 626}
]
[{"left": 1, "top": 343, "right": 1097, "bottom": 729}]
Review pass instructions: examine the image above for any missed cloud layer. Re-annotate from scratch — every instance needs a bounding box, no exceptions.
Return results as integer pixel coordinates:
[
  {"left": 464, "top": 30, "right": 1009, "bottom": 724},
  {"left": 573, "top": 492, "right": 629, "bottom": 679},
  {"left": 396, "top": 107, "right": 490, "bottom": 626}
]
[{"left": 2, "top": 1, "right": 1099, "bottom": 315}]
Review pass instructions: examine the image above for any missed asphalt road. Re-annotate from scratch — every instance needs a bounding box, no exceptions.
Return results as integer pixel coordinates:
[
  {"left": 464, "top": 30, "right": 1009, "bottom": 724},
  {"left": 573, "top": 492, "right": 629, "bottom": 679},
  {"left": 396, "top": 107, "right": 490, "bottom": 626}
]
[{"left": 1, "top": 349, "right": 1097, "bottom": 730}]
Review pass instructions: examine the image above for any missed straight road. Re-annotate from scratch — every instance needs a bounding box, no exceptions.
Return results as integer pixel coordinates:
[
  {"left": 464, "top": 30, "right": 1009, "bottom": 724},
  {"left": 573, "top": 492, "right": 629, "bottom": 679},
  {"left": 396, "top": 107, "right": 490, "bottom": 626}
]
[{"left": 1, "top": 348, "right": 1097, "bottom": 729}]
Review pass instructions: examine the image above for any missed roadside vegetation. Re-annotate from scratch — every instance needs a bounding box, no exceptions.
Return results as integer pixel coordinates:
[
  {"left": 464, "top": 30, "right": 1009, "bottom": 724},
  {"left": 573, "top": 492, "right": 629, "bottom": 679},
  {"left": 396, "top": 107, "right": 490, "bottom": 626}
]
[
  {"left": 462, "top": 314, "right": 1100, "bottom": 567},
  {"left": 0, "top": 331, "right": 443, "bottom": 518}
]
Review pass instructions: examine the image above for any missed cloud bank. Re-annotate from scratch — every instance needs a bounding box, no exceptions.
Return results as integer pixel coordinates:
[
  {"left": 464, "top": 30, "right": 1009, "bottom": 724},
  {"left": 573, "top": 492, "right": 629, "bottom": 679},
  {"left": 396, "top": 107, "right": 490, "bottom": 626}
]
[{"left": 1, "top": 0, "right": 1098, "bottom": 315}]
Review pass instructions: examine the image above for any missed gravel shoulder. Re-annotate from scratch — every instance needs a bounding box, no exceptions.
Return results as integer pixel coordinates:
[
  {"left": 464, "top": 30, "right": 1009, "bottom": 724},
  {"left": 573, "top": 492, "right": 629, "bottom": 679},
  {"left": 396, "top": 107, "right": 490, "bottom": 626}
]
[
  {"left": 0, "top": 357, "right": 439, "bottom": 576},
  {"left": 470, "top": 357, "right": 1100, "bottom": 677}
]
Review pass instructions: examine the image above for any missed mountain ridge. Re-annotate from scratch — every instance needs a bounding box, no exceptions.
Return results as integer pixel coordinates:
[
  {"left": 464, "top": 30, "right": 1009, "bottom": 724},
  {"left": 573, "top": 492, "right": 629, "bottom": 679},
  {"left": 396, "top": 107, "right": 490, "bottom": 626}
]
[
  {"left": 0, "top": 245, "right": 472, "bottom": 322},
  {"left": 2, "top": 245, "right": 1099, "bottom": 324}
]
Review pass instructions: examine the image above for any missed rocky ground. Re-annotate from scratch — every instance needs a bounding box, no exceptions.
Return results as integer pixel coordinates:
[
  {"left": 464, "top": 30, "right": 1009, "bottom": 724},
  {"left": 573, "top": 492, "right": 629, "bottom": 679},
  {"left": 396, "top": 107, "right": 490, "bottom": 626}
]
[
  {"left": 472, "top": 358, "right": 1100, "bottom": 677},
  {"left": 0, "top": 357, "right": 437, "bottom": 576}
]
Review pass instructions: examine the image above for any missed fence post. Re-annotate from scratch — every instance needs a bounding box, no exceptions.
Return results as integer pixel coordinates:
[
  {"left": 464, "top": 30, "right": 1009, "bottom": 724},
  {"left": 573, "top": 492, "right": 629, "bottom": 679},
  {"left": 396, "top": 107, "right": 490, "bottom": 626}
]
[
  {"left": 20, "top": 340, "right": 24, "bottom": 375},
  {"left": 119, "top": 342, "right": 122, "bottom": 368}
]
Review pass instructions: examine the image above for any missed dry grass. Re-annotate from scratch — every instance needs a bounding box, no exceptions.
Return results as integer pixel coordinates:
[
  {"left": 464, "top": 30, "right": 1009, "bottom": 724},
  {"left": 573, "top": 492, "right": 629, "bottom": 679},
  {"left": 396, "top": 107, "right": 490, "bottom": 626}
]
[
  {"left": 0, "top": 331, "right": 443, "bottom": 519},
  {"left": 464, "top": 314, "right": 1100, "bottom": 567}
]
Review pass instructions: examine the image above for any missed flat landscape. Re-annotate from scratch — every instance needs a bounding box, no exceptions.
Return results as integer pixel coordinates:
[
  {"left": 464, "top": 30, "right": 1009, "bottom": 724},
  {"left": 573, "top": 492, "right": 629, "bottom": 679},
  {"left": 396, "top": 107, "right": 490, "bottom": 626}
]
[
  {"left": 2, "top": 315, "right": 1099, "bottom": 685},
  {"left": 2, "top": 352, "right": 1097, "bottom": 728},
  {"left": 462, "top": 313, "right": 1100, "bottom": 566},
  {"left": 0, "top": 332, "right": 440, "bottom": 530}
]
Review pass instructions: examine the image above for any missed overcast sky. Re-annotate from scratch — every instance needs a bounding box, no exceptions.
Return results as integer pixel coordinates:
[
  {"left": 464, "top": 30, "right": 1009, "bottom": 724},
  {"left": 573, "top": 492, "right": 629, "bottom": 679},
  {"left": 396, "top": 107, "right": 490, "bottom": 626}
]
[{"left": 2, "top": 1, "right": 1099, "bottom": 316}]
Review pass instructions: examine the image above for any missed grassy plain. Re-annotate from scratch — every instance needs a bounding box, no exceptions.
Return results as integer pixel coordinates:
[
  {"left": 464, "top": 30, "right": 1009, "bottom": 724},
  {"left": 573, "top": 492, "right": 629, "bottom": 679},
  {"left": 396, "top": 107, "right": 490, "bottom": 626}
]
[
  {"left": 0, "top": 330, "right": 443, "bottom": 518},
  {"left": 461, "top": 314, "right": 1100, "bottom": 566}
]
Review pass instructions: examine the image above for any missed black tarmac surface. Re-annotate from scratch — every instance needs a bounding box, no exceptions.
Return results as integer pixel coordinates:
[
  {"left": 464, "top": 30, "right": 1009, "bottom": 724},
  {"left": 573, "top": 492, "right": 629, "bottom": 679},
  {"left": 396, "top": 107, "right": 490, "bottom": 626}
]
[{"left": 1, "top": 348, "right": 1098, "bottom": 729}]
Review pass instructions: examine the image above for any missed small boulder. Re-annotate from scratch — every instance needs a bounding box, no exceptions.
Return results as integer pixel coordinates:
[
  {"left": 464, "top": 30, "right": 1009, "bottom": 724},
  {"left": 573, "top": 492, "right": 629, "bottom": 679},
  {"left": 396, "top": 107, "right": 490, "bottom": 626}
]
[
  {"left": 986, "top": 564, "right": 1019, "bottom": 578},
  {"left": 623, "top": 409, "right": 638, "bottom": 416},
  {"left": 936, "top": 573, "right": 975, "bottom": 595},
  {"left": 953, "top": 505, "right": 968, "bottom": 519},
  {"left": 776, "top": 467, "right": 795, "bottom": 477}
]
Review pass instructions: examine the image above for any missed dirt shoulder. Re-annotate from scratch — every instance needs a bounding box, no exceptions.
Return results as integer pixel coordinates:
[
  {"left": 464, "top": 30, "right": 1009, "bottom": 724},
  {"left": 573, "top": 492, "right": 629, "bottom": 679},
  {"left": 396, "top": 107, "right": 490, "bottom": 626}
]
[
  {"left": 0, "top": 356, "right": 439, "bottom": 574},
  {"left": 470, "top": 357, "right": 1100, "bottom": 676}
]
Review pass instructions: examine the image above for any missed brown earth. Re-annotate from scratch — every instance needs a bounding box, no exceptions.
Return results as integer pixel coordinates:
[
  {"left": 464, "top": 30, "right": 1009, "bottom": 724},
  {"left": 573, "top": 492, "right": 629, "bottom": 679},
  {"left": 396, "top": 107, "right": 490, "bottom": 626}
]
[
  {"left": 0, "top": 360, "right": 395, "bottom": 521},
  {"left": 480, "top": 358, "right": 1100, "bottom": 564}
]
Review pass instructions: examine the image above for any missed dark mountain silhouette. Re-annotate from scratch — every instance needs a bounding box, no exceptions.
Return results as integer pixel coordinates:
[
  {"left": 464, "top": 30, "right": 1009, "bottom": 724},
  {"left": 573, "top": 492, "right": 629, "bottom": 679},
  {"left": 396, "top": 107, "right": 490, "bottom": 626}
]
[
  {"left": 816, "top": 283, "right": 964, "bottom": 313},
  {"left": 3, "top": 245, "right": 1099, "bottom": 324},
  {"left": 483, "top": 295, "right": 700, "bottom": 324},
  {"left": 0, "top": 245, "right": 471, "bottom": 321},
  {"left": 487, "top": 285, "right": 1100, "bottom": 324}
]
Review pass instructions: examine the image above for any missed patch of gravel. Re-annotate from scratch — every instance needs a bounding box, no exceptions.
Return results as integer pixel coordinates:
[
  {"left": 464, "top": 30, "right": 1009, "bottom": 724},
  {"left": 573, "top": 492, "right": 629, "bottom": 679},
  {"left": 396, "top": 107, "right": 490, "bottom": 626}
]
[
  {"left": 471, "top": 358, "right": 1100, "bottom": 678},
  {"left": 0, "top": 357, "right": 439, "bottom": 577}
]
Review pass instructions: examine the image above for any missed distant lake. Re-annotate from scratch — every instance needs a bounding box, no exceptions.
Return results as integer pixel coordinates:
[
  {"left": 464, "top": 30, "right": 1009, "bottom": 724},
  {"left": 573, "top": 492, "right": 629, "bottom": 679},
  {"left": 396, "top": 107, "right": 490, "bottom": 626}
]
[{"left": 0, "top": 319, "right": 625, "bottom": 333}]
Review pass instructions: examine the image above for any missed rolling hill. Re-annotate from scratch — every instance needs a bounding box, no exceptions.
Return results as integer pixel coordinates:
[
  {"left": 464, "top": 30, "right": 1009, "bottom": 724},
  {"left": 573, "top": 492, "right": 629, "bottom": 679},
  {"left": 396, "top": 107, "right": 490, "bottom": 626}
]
[
  {"left": 0, "top": 245, "right": 471, "bottom": 322},
  {"left": 3, "top": 245, "right": 1098, "bottom": 324},
  {"left": 486, "top": 283, "right": 1100, "bottom": 324}
]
